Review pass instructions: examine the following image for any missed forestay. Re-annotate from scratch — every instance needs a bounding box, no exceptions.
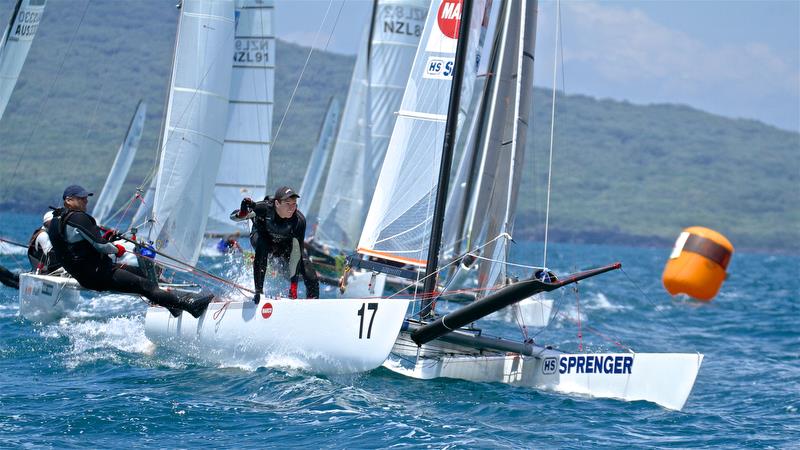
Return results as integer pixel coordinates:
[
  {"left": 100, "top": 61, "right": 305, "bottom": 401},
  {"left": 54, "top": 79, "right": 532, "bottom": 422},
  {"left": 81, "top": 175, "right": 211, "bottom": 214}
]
[
  {"left": 0, "top": 0, "right": 46, "bottom": 121},
  {"left": 316, "top": 0, "right": 428, "bottom": 252},
  {"left": 92, "top": 100, "right": 147, "bottom": 225},
  {"left": 152, "top": 0, "right": 235, "bottom": 266},
  {"left": 299, "top": 97, "right": 341, "bottom": 226},
  {"left": 357, "top": 0, "right": 489, "bottom": 266}
]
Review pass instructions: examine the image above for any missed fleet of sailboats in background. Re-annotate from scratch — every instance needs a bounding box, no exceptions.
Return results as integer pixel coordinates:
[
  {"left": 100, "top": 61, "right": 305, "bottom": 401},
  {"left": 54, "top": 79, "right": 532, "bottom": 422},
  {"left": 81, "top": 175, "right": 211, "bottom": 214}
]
[{"left": 306, "top": 0, "right": 430, "bottom": 280}]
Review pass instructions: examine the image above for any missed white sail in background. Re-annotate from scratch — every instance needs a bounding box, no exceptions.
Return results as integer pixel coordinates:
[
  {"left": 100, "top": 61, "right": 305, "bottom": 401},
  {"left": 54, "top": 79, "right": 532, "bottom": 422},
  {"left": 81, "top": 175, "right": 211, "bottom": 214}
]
[
  {"left": 299, "top": 97, "right": 341, "bottom": 224},
  {"left": 315, "top": 0, "right": 429, "bottom": 252},
  {"left": 206, "top": 0, "right": 274, "bottom": 236},
  {"left": 152, "top": 0, "right": 235, "bottom": 266},
  {"left": 357, "top": 0, "right": 488, "bottom": 266},
  {"left": 92, "top": 100, "right": 147, "bottom": 225},
  {"left": 0, "top": 0, "right": 46, "bottom": 121}
]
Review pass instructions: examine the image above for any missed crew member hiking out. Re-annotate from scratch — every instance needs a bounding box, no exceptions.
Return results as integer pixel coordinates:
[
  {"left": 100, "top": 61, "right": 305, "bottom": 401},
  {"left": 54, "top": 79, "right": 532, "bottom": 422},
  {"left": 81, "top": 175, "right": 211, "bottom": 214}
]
[
  {"left": 231, "top": 186, "right": 320, "bottom": 303},
  {"left": 48, "top": 185, "right": 213, "bottom": 318},
  {"left": 27, "top": 210, "right": 60, "bottom": 274}
]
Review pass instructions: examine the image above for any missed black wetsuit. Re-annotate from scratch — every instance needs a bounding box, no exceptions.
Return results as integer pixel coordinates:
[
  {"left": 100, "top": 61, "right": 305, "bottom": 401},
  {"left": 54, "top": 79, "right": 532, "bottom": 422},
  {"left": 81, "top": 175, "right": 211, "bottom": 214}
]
[
  {"left": 0, "top": 265, "right": 19, "bottom": 289},
  {"left": 48, "top": 208, "right": 209, "bottom": 316},
  {"left": 231, "top": 199, "right": 319, "bottom": 298}
]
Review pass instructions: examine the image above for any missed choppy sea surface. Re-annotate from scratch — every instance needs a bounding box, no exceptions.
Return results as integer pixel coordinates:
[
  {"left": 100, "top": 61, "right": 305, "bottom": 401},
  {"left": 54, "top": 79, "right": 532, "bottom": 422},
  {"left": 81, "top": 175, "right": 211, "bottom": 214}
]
[{"left": 1, "top": 211, "right": 798, "bottom": 448}]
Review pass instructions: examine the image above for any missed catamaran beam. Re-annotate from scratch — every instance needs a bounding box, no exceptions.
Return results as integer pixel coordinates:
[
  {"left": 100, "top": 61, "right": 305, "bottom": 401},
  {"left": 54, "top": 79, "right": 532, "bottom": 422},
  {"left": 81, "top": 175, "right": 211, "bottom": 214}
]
[{"left": 411, "top": 262, "right": 622, "bottom": 346}]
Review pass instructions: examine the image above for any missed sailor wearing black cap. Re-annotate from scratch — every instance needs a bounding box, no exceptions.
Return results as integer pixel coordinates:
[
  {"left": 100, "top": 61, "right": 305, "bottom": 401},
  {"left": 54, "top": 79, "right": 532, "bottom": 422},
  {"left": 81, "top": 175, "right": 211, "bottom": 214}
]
[
  {"left": 47, "top": 185, "right": 213, "bottom": 318},
  {"left": 231, "top": 186, "right": 320, "bottom": 303}
]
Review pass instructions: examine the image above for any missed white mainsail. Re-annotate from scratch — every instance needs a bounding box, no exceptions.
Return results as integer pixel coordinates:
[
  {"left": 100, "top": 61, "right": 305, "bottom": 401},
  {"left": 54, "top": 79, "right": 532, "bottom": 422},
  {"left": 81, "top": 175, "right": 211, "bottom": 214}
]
[
  {"left": 357, "top": 0, "right": 488, "bottom": 266},
  {"left": 0, "top": 0, "right": 46, "bottom": 121},
  {"left": 299, "top": 97, "right": 341, "bottom": 224},
  {"left": 92, "top": 100, "right": 147, "bottom": 225},
  {"left": 315, "top": 0, "right": 429, "bottom": 252},
  {"left": 206, "top": 0, "right": 274, "bottom": 236},
  {"left": 151, "top": 0, "right": 235, "bottom": 266}
]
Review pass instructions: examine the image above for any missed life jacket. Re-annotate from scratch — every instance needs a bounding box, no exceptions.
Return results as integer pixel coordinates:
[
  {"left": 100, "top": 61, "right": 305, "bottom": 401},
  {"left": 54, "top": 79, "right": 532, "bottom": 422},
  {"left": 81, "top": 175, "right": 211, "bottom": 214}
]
[
  {"left": 47, "top": 208, "right": 110, "bottom": 282},
  {"left": 27, "top": 227, "right": 60, "bottom": 273}
]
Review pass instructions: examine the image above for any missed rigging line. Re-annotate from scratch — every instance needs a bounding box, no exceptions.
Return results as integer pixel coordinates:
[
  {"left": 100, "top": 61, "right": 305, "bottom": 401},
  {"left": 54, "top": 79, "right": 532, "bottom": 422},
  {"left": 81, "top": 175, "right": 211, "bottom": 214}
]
[
  {"left": 468, "top": 253, "right": 547, "bottom": 271},
  {"left": 542, "top": 0, "right": 561, "bottom": 270},
  {"left": 386, "top": 233, "right": 508, "bottom": 306},
  {"left": 1, "top": 0, "right": 93, "bottom": 199},
  {"left": 619, "top": 267, "right": 685, "bottom": 341},
  {"left": 0, "top": 237, "right": 26, "bottom": 248},
  {"left": 104, "top": 177, "right": 149, "bottom": 226},
  {"left": 80, "top": 75, "right": 106, "bottom": 157},
  {"left": 271, "top": 0, "right": 343, "bottom": 149},
  {"left": 573, "top": 283, "right": 584, "bottom": 352}
]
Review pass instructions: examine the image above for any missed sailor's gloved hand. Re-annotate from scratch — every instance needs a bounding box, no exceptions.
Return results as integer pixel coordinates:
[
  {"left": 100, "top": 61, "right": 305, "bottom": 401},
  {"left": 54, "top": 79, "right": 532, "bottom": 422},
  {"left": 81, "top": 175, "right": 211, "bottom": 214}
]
[
  {"left": 237, "top": 198, "right": 253, "bottom": 218},
  {"left": 289, "top": 280, "right": 298, "bottom": 299},
  {"left": 114, "top": 244, "right": 126, "bottom": 257},
  {"left": 102, "top": 228, "right": 119, "bottom": 241}
]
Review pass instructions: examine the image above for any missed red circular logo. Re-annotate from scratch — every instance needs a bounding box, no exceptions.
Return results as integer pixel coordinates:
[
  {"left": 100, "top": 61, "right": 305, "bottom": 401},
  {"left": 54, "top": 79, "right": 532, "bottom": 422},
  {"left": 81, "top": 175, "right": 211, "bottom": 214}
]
[
  {"left": 437, "top": 0, "right": 463, "bottom": 39},
  {"left": 261, "top": 302, "right": 273, "bottom": 319}
]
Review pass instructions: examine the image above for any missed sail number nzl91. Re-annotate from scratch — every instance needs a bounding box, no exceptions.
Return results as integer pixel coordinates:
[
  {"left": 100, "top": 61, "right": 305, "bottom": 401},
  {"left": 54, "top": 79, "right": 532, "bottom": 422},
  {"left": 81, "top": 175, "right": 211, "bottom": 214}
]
[{"left": 357, "top": 303, "right": 379, "bottom": 339}]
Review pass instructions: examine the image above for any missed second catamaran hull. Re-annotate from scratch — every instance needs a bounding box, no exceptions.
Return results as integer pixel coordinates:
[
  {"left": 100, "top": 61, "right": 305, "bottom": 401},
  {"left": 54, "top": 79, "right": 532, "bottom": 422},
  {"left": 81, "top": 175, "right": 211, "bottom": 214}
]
[
  {"left": 384, "top": 332, "right": 703, "bottom": 411},
  {"left": 145, "top": 297, "right": 411, "bottom": 374},
  {"left": 19, "top": 272, "right": 200, "bottom": 324}
]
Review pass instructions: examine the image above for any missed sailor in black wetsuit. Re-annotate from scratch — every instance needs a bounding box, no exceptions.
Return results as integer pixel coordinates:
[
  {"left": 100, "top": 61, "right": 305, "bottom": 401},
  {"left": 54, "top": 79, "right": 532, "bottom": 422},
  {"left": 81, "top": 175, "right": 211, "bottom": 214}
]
[
  {"left": 231, "top": 186, "right": 320, "bottom": 303},
  {"left": 48, "top": 185, "right": 213, "bottom": 318},
  {"left": 27, "top": 210, "right": 60, "bottom": 274}
]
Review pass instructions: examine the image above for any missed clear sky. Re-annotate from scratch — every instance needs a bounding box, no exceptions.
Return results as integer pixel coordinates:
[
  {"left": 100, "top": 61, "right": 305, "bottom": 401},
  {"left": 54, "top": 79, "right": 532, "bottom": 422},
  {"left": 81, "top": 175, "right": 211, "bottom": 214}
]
[{"left": 274, "top": 0, "right": 800, "bottom": 132}]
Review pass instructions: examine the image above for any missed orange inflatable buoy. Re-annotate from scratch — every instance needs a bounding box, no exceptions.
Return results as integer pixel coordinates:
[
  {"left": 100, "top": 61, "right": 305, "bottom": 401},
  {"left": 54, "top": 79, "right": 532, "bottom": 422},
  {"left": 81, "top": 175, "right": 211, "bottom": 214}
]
[{"left": 662, "top": 227, "right": 734, "bottom": 301}]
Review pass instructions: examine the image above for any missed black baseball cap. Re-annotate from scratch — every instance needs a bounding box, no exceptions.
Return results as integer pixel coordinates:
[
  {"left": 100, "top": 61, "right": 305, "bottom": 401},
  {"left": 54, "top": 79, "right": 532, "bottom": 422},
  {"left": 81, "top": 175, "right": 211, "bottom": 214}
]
[
  {"left": 62, "top": 185, "right": 94, "bottom": 200},
  {"left": 274, "top": 186, "right": 300, "bottom": 201}
]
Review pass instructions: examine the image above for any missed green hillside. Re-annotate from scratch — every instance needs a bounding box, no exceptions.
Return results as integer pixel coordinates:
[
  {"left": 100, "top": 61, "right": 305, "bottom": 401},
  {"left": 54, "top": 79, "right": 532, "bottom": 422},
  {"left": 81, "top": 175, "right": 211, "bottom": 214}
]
[{"left": 0, "top": 1, "right": 797, "bottom": 253}]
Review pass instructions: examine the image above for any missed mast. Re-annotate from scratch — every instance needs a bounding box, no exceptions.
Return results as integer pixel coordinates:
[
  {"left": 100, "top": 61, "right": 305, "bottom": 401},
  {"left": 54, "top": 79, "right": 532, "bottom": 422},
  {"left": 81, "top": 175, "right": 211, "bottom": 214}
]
[{"left": 420, "top": 0, "right": 473, "bottom": 317}]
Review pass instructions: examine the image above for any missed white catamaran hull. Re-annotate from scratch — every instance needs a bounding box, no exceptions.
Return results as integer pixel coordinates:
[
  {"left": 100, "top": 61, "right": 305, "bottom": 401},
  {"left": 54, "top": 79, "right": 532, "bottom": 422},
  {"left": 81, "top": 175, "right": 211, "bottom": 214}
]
[
  {"left": 19, "top": 272, "right": 82, "bottom": 323},
  {"left": 19, "top": 272, "right": 199, "bottom": 324},
  {"left": 384, "top": 333, "right": 703, "bottom": 411},
  {"left": 144, "top": 297, "right": 411, "bottom": 374}
]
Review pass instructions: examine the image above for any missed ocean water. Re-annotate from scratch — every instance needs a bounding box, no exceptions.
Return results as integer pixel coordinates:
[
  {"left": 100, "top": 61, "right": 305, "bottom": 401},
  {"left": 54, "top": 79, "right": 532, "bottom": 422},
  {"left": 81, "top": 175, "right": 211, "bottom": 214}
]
[{"left": 1, "top": 211, "right": 798, "bottom": 448}]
